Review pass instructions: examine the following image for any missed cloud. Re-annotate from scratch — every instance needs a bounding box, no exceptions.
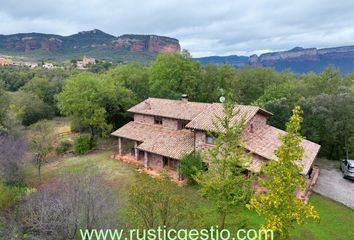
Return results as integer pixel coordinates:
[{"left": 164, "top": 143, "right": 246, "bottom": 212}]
[{"left": 1, "top": 0, "right": 354, "bottom": 57}]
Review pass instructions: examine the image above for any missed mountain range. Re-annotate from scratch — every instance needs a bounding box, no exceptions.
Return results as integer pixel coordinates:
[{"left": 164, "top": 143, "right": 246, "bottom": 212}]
[
  {"left": 1, "top": 29, "right": 354, "bottom": 74},
  {"left": 0, "top": 29, "right": 180, "bottom": 63},
  {"left": 194, "top": 46, "right": 354, "bottom": 74}
]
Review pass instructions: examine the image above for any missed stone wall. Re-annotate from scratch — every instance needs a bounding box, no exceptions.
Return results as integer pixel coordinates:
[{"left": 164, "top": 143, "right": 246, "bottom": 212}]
[
  {"left": 134, "top": 114, "right": 154, "bottom": 124},
  {"left": 245, "top": 113, "right": 267, "bottom": 133},
  {"left": 162, "top": 118, "right": 178, "bottom": 130},
  {"left": 148, "top": 153, "right": 164, "bottom": 169},
  {"left": 195, "top": 130, "right": 207, "bottom": 151}
]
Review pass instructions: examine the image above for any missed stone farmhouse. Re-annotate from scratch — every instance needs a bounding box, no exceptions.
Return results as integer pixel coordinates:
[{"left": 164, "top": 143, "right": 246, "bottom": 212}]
[{"left": 111, "top": 95, "right": 320, "bottom": 178}]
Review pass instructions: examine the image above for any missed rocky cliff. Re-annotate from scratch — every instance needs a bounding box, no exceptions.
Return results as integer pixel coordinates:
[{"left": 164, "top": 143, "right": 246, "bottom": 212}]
[
  {"left": 0, "top": 29, "right": 180, "bottom": 56},
  {"left": 249, "top": 46, "right": 354, "bottom": 68},
  {"left": 0, "top": 33, "right": 65, "bottom": 52},
  {"left": 193, "top": 45, "right": 354, "bottom": 74},
  {"left": 112, "top": 34, "right": 180, "bottom": 53}
]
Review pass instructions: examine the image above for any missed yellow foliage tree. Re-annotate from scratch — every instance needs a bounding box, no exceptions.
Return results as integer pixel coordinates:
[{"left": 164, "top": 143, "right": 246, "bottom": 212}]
[{"left": 247, "top": 106, "right": 320, "bottom": 239}]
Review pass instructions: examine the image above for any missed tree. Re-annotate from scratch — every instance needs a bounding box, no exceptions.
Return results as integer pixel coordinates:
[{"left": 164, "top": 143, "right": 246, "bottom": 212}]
[
  {"left": 21, "top": 76, "right": 61, "bottom": 113},
  {"left": 300, "top": 66, "right": 342, "bottom": 97},
  {"left": 57, "top": 72, "right": 112, "bottom": 139},
  {"left": 9, "top": 91, "right": 54, "bottom": 126},
  {"left": 247, "top": 106, "right": 320, "bottom": 239},
  {"left": 263, "top": 97, "right": 292, "bottom": 130},
  {"left": 28, "top": 120, "right": 55, "bottom": 180},
  {"left": 149, "top": 52, "right": 201, "bottom": 100},
  {"left": 0, "top": 136, "right": 27, "bottom": 184},
  {"left": 180, "top": 152, "right": 205, "bottom": 185},
  {"left": 20, "top": 173, "right": 118, "bottom": 239},
  {"left": 58, "top": 72, "right": 135, "bottom": 138},
  {"left": 0, "top": 80, "right": 22, "bottom": 136},
  {"left": 198, "top": 64, "right": 220, "bottom": 102},
  {"left": 128, "top": 172, "right": 197, "bottom": 229},
  {"left": 0, "top": 80, "right": 9, "bottom": 134},
  {"left": 105, "top": 63, "right": 149, "bottom": 101},
  {"left": 194, "top": 101, "right": 252, "bottom": 229},
  {"left": 298, "top": 87, "right": 354, "bottom": 159},
  {"left": 233, "top": 67, "right": 282, "bottom": 104},
  {"left": 217, "top": 64, "right": 238, "bottom": 100},
  {"left": 0, "top": 66, "right": 34, "bottom": 91},
  {"left": 256, "top": 80, "right": 302, "bottom": 107},
  {"left": 102, "top": 71, "right": 138, "bottom": 129}
]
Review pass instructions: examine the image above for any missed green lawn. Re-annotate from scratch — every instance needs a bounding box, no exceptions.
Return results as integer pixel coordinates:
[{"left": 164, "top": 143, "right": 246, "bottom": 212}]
[
  {"left": 25, "top": 151, "right": 134, "bottom": 187},
  {"left": 25, "top": 151, "right": 354, "bottom": 240}
]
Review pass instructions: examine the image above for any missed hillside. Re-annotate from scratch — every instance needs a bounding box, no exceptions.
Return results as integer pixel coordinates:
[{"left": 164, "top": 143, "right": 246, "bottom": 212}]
[
  {"left": 193, "top": 55, "right": 249, "bottom": 68},
  {"left": 0, "top": 29, "right": 180, "bottom": 63},
  {"left": 195, "top": 45, "right": 354, "bottom": 74}
]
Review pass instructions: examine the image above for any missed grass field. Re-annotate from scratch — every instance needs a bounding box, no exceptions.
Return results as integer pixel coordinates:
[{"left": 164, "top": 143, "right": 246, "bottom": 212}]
[{"left": 25, "top": 151, "right": 354, "bottom": 240}]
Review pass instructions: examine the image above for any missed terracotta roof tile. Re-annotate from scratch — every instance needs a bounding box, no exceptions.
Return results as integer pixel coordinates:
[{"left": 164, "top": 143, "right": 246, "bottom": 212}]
[
  {"left": 242, "top": 125, "right": 320, "bottom": 175},
  {"left": 128, "top": 98, "right": 211, "bottom": 120},
  {"left": 112, "top": 98, "right": 320, "bottom": 175},
  {"left": 186, "top": 103, "right": 272, "bottom": 131},
  {"left": 111, "top": 121, "right": 194, "bottom": 159}
]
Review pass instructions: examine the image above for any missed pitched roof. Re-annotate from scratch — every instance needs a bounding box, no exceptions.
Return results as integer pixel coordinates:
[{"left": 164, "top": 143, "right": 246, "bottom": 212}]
[
  {"left": 113, "top": 97, "right": 320, "bottom": 175},
  {"left": 111, "top": 121, "right": 194, "bottom": 159},
  {"left": 128, "top": 98, "right": 211, "bottom": 120},
  {"left": 186, "top": 103, "right": 272, "bottom": 131},
  {"left": 242, "top": 125, "right": 321, "bottom": 175}
]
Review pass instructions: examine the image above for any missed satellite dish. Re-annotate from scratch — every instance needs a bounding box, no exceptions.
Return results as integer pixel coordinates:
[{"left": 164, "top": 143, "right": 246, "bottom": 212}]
[{"left": 219, "top": 96, "right": 225, "bottom": 103}]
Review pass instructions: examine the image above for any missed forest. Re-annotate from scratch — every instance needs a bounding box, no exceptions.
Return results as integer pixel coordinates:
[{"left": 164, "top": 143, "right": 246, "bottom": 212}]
[
  {"left": 1, "top": 51, "right": 353, "bottom": 160},
  {"left": 0, "top": 51, "right": 354, "bottom": 239}
]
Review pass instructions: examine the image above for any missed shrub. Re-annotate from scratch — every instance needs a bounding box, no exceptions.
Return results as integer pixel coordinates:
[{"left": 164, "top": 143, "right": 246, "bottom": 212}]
[
  {"left": 55, "top": 140, "right": 72, "bottom": 154},
  {"left": 74, "top": 134, "right": 93, "bottom": 155},
  {"left": 0, "top": 182, "right": 23, "bottom": 211},
  {"left": 179, "top": 152, "right": 206, "bottom": 184},
  {"left": 70, "top": 119, "right": 90, "bottom": 133}
]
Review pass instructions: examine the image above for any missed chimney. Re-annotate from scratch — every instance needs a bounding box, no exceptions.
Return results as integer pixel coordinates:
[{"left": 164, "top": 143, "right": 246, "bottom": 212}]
[
  {"left": 144, "top": 100, "right": 151, "bottom": 109},
  {"left": 250, "top": 123, "right": 254, "bottom": 133},
  {"left": 181, "top": 94, "right": 188, "bottom": 103}
]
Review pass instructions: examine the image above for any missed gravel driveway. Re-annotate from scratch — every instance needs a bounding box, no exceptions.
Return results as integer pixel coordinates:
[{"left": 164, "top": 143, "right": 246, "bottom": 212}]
[{"left": 313, "top": 159, "right": 354, "bottom": 209}]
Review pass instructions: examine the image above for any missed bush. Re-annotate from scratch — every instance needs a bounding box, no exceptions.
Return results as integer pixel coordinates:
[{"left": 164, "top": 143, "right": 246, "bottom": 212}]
[
  {"left": 70, "top": 119, "right": 90, "bottom": 133},
  {"left": 55, "top": 140, "right": 72, "bottom": 154},
  {"left": 0, "top": 182, "right": 23, "bottom": 211},
  {"left": 74, "top": 134, "right": 94, "bottom": 155},
  {"left": 179, "top": 152, "right": 206, "bottom": 184}
]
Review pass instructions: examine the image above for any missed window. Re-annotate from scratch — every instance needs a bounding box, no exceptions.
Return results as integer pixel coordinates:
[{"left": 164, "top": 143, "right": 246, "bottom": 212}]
[
  {"left": 154, "top": 116, "right": 162, "bottom": 125},
  {"left": 206, "top": 132, "right": 218, "bottom": 144},
  {"left": 178, "top": 120, "right": 189, "bottom": 129}
]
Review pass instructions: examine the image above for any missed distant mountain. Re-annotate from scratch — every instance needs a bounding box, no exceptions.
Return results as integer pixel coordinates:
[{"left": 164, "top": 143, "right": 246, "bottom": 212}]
[
  {"left": 193, "top": 55, "right": 249, "bottom": 68},
  {"left": 0, "top": 29, "right": 180, "bottom": 63},
  {"left": 249, "top": 46, "right": 354, "bottom": 74},
  {"left": 195, "top": 45, "right": 354, "bottom": 74}
]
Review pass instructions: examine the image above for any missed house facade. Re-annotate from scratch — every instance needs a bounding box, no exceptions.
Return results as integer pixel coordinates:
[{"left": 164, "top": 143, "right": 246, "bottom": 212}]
[{"left": 111, "top": 96, "right": 320, "bottom": 177}]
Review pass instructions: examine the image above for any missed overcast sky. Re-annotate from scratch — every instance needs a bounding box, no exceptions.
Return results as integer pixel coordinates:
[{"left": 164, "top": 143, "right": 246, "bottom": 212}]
[{"left": 1, "top": 0, "right": 354, "bottom": 57}]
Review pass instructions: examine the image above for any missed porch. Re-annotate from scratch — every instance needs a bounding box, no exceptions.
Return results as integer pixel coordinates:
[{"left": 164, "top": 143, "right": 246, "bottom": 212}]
[
  {"left": 118, "top": 136, "right": 181, "bottom": 168},
  {"left": 116, "top": 137, "right": 182, "bottom": 180},
  {"left": 114, "top": 153, "right": 184, "bottom": 184}
]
